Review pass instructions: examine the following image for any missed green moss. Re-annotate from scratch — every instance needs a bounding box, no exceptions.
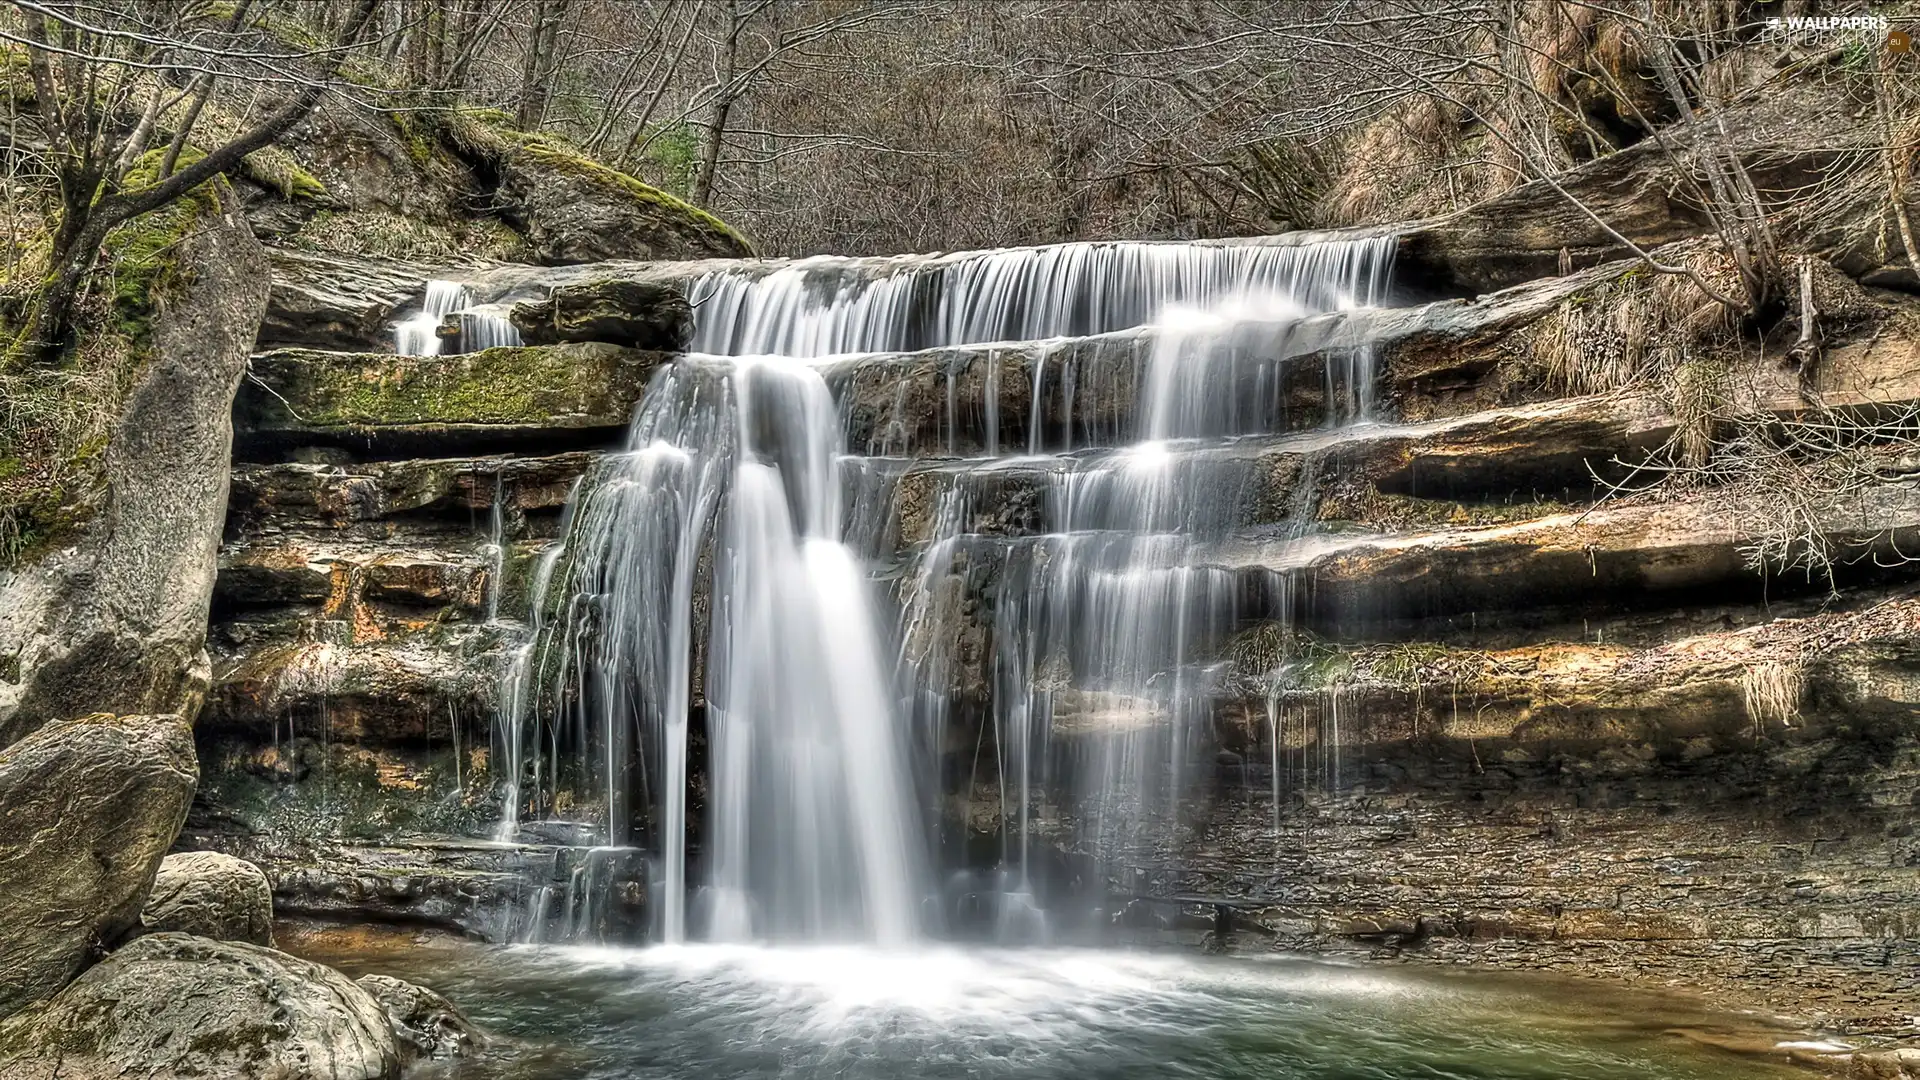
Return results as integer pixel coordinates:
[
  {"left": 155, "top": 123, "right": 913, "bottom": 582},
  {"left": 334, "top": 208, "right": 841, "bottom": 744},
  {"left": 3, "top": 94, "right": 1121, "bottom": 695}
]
[
  {"left": 241, "top": 148, "right": 327, "bottom": 201},
  {"left": 1366, "top": 642, "right": 1455, "bottom": 687},
  {"left": 391, "top": 110, "right": 443, "bottom": 168},
  {"left": 245, "top": 344, "right": 653, "bottom": 430},
  {"left": 107, "top": 149, "right": 221, "bottom": 349},
  {"left": 0, "top": 42, "right": 32, "bottom": 105}
]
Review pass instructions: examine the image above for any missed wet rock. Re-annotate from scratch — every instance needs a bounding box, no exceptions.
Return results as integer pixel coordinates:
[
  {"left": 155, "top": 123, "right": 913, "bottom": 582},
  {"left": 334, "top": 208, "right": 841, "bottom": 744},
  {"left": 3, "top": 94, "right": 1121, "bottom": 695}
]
[
  {"left": 1289, "top": 479, "right": 1920, "bottom": 624},
  {"left": 0, "top": 713, "right": 197, "bottom": 1017},
  {"left": 497, "top": 141, "right": 752, "bottom": 264},
  {"left": 201, "top": 632, "right": 503, "bottom": 747},
  {"left": 229, "top": 452, "right": 594, "bottom": 526},
  {"left": 510, "top": 278, "right": 692, "bottom": 350},
  {"left": 1851, "top": 1047, "right": 1920, "bottom": 1079},
  {"left": 181, "top": 834, "right": 537, "bottom": 941},
  {"left": 357, "top": 974, "right": 487, "bottom": 1062},
  {"left": 0, "top": 933, "right": 400, "bottom": 1079},
  {"left": 141, "top": 852, "right": 275, "bottom": 946},
  {"left": 216, "top": 537, "right": 492, "bottom": 615},
  {"left": 0, "top": 180, "right": 270, "bottom": 743}
]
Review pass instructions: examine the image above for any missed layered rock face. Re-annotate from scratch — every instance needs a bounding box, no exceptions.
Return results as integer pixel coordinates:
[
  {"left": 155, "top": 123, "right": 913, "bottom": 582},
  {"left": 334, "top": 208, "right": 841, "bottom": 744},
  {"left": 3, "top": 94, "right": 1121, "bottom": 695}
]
[{"left": 187, "top": 67, "right": 1920, "bottom": 1028}]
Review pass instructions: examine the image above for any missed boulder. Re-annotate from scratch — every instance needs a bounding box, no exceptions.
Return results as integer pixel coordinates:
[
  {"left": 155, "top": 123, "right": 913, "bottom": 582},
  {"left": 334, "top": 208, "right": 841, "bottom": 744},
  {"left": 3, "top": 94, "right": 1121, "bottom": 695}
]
[
  {"left": 0, "top": 713, "right": 197, "bottom": 1017},
  {"left": 0, "top": 933, "right": 400, "bottom": 1080},
  {"left": 0, "top": 179, "right": 271, "bottom": 744},
  {"left": 141, "top": 851, "right": 275, "bottom": 946},
  {"left": 1397, "top": 81, "right": 1868, "bottom": 293},
  {"left": 496, "top": 140, "right": 752, "bottom": 264},
  {"left": 356, "top": 974, "right": 486, "bottom": 1062}
]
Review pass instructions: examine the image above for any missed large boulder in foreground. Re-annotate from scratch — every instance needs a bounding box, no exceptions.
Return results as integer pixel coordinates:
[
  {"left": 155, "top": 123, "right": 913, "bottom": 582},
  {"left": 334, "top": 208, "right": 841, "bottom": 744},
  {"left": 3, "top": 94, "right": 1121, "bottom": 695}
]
[
  {"left": 0, "top": 933, "right": 399, "bottom": 1079},
  {"left": 498, "top": 140, "right": 752, "bottom": 264},
  {"left": 142, "top": 851, "right": 275, "bottom": 946},
  {"left": 0, "top": 713, "right": 196, "bottom": 1017},
  {"left": 0, "top": 178, "right": 271, "bottom": 745}
]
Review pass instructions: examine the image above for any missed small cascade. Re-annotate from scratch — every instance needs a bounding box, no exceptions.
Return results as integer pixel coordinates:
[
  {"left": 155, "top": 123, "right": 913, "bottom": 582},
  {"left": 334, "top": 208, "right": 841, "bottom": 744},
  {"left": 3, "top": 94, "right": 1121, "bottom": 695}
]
[
  {"left": 496, "top": 233, "right": 1397, "bottom": 946},
  {"left": 395, "top": 279, "right": 524, "bottom": 356},
  {"left": 690, "top": 237, "right": 1392, "bottom": 357}
]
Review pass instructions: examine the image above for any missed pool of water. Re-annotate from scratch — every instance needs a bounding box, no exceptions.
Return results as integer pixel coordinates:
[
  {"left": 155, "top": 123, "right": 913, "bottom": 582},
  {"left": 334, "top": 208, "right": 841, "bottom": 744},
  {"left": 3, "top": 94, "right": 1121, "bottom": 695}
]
[{"left": 293, "top": 930, "right": 1805, "bottom": 1079}]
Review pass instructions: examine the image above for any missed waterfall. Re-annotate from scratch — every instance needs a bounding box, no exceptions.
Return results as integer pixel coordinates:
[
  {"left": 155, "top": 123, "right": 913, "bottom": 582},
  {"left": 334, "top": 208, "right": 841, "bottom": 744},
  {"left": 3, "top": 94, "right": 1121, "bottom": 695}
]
[
  {"left": 499, "top": 357, "right": 925, "bottom": 944},
  {"left": 395, "top": 279, "right": 524, "bottom": 356},
  {"left": 689, "top": 238, "right": 1392, "bottom": 358},
  {"left": 498, "top": 235, "right": 1395, "bottom": 946}
]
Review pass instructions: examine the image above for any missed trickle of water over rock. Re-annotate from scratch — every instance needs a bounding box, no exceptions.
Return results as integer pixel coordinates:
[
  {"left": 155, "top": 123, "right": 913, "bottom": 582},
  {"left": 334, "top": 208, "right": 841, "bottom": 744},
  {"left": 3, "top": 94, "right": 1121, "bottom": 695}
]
[
  {"left": 395, "top": 279, "right": 523, "bottom": 356},
  {"left": 497, "top": 236, "right": 1397, "bottom": 945}
]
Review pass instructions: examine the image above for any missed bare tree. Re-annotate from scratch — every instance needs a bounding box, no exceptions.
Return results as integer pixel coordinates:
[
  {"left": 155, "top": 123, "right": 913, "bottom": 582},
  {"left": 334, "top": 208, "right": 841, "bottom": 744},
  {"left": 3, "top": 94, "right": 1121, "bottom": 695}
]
[{"left": 3, "top": 0, "right": 380, "bottom": 361}]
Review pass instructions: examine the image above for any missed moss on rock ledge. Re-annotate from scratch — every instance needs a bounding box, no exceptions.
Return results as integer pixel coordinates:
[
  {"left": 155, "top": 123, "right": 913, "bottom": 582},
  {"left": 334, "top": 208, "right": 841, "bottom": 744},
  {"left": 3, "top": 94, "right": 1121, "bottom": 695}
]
[{"left": 237, "top": 342, "right": 670, "bottom": 447}]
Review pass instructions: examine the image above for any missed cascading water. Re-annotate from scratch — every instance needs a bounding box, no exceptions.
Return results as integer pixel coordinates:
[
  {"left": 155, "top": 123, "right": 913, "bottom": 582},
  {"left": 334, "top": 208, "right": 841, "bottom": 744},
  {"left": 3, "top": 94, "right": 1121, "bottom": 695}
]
[
  {"left": 395, "top": 279, "right": 524, "bottom": 356},
  {"left": 498, "top": 235, "right": 1395, "bottom": 945},
  {"left": 498, "top": 356, "right": 926, "bottom": 945}
]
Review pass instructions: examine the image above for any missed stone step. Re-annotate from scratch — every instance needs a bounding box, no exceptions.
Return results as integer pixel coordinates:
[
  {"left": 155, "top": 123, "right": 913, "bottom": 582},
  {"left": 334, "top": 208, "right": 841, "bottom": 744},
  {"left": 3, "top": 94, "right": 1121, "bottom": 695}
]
[
  {"left": 235, "top": 343, "right": 668, "bottom": 459},
  {"left": 869, "top": 392, "right": 1678, "bottom": 552},
  {"left": 1017, "top": 594, "right": 1919, "bottom": 749},
  {"left": 217, "top": 535, "right": 494, "bottom": 614},
  {"left": 809, "top": 262, "right": 1610, "bottom": 457},
  {"left": 230, "top": 452, "right": 594, "bottom": 525},
  {"left": 175, "top": 831, "right": 599, "bottom": 942},
  {"left": 819, "top": 258, "right": 1913, "bottom": 458},
  {"left": 202, "top": 629, "right": 503, "bottom": 747},
  {"left": 260, "top": 249, "right": 436, "bottom": 352},
  {"left": 913, "top": 478, "right": 1920, "bottom": 639}
]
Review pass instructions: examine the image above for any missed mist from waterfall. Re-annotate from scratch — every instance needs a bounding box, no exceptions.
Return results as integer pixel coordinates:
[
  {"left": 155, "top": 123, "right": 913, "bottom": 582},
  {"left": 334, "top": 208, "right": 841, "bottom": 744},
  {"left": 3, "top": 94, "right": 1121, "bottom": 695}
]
[{"left": 497, "top": 236, "right": 1395, "bottom": 946}]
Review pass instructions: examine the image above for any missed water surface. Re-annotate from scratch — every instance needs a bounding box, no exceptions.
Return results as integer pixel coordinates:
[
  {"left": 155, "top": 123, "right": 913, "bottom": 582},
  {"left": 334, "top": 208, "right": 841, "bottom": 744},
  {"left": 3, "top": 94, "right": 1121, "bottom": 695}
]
[{"left": 295, "top": 932, "right": 1803, "bottom": 1079}]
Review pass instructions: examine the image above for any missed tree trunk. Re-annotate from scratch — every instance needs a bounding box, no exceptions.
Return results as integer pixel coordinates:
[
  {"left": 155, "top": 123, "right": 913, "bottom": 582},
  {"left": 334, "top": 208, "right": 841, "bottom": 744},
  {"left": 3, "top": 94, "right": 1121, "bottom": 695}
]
[
  {"left": 514, "top": 0, "right": 568, "bottom": 130},
  {"left": 691, "top": 3, "right": 742, "bottom": 208}
]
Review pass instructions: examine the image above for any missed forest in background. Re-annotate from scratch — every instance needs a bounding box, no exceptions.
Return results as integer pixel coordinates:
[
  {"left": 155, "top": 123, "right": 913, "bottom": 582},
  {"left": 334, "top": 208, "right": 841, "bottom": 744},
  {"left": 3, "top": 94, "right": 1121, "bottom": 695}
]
[{"left": 9, "top": 0, "right": 1905, "bottom": 262}]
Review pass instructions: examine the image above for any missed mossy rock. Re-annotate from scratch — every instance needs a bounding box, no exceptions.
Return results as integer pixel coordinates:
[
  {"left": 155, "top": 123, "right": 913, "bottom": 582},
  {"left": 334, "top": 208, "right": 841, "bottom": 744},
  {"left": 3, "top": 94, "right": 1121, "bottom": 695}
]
[
  {"left": 237, "top": 342, "right": 671, "bottom": 435},
  {"left": 2, "top": 163, "right": 240, "bottom": 566},
  {"left": 496, "top": 137, "right": 753, "bottom": 264}
]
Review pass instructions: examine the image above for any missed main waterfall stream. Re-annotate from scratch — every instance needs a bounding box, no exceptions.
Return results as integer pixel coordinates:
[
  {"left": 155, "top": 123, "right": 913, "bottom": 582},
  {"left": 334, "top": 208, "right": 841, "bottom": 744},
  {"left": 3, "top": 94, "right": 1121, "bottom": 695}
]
[{"left": 445, "top": 236, "right": 1800, "bottom": 1077}]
